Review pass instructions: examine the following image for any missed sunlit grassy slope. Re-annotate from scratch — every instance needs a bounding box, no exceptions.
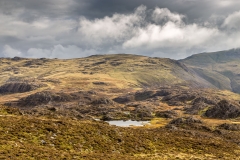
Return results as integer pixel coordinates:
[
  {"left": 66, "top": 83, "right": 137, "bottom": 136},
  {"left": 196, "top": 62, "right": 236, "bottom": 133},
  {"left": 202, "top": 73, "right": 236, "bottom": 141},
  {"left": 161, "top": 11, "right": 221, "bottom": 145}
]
[{"left": 0, "top": 54, "right": 213, "bottom": 93}]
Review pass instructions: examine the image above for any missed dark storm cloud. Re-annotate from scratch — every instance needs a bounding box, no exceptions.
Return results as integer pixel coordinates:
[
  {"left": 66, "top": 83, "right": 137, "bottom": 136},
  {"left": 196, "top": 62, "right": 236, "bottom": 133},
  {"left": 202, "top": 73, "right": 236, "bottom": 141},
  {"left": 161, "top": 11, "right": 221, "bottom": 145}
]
[
  {"left": 73, "top": 0, "right": 240, "bottom": 22},
  {"left": 0, "top": 0, "right": 78, "bottom": 22},
  {"left": 2, "top": 0, "right": 239, "bottom": 22},
  {"left": 0, "top": 0, "right": 240, "bottom": 59},
  {"left": 77, "top": 0, "right": 192, "bottom": 19}
]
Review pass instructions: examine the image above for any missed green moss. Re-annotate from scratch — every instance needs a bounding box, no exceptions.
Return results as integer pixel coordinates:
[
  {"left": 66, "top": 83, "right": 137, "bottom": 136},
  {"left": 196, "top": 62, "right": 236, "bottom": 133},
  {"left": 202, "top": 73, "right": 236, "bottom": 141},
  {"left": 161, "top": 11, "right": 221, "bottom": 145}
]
[{"left": 198, "top": 106, "right": 211, "bottom": 116}]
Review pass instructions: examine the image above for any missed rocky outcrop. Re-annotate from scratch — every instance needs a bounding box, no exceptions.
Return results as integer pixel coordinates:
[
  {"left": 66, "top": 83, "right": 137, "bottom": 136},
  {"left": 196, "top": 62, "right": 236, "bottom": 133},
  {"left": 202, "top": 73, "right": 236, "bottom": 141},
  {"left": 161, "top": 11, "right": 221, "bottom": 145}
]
[
  {"left": 100, "top": 114, "right": 114, "bottom": 121},
  {"left": 165, "top": 116, "right": 204, "bottom": 130},
  {"left": 18, "top": 91, "right": 75, "bottom": 106},
  {"left": 0, "top": 82, "right": 46, "bottom": 94},
  {"left": 205, "top": 100, "right": 240, "bottom": 119},
  {"left": 155, "top": 110, "right": 179, "bottom": 118},
  {"left": 161, "top": 92, "right": 196, "bottom": 106},
  {"left": 113, "top": 95, "right": 134, "bottom": 104},
  {"left": 113, "top": 90, "right": 156, "bottom": 104},
  {"left": 169, "top": 117, "right": 202, "bottom": 125},
  {"left": 152, "top": 90, "right": 171, "bottom": 97},
  {"left": 91, "top": 97, "right": 115, "bottom": 105},
  {"left": 185, "top": 96, "right": 218, "bottom": 114},
  {"left": 134, "top": 90, "right": 155, "bottom": 101},
  {"left": 132, "top": 106, "right": 153, "bottom": 120},
  {"left": 217, "top": 123, "right": 240, "bottom": 131},
  {"left": 92, "top": 81, "right": 108, "bottom": 85}
]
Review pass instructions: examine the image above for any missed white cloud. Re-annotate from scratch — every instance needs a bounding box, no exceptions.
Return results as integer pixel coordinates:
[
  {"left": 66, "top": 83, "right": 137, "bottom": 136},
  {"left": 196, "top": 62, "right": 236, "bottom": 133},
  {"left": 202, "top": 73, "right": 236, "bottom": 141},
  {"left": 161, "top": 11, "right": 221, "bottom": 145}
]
[
  {"left": 75, "top": 6, "right": 240, "bottom": 58},
  {"left": 2, "top": 45, "right": 22, "bottom": 57},
  {"left": 121, "top": 7, "right": 223, "bottom": 56},
  {"left": 123, "top": 22, "right": 220, "bottom": 49},
  {"left": 27, "top": 45, "right": 97, "bottom": 59},
  {"left": 217, "top": 0, "right": 236, "bottom": 8},
  {"left": 1, "top": 5, "right": 240, "bottom": 59},
  {"left": 222, "top": 11, "right": 240, "bottom": 29},
  {"left": 0, "top": 13, "right": 76, "bottom": 42},
  {"left": 152, "top": 8, "right": 185, "bottom": 25},
  {"left": 77, "top": 5, "right": 146, "bottom": 47},
  {"left": 27, "top": 48, "right": 51, "bottom": 58}
]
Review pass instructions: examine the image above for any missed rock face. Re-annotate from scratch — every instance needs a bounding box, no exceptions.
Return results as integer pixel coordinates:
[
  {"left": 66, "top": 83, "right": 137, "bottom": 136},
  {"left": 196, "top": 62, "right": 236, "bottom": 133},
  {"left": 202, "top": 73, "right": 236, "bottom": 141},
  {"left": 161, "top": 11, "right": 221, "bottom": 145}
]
[
  {"left": 205, "top": 100, "right": 240, "bottom": 119},
  {"left": 0, "top": 82, "right": 46, "bottom": 94}
]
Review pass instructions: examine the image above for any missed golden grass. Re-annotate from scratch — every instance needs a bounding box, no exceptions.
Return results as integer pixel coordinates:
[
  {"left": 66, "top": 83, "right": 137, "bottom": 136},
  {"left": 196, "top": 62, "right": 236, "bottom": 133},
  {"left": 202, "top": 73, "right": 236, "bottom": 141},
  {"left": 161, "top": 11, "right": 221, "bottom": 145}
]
[
  {"left": 0, "top": 109, "right": 240, "bottom": 160},
  {"left": 147, "top": 118, "right": 170, "bottom": 128}
]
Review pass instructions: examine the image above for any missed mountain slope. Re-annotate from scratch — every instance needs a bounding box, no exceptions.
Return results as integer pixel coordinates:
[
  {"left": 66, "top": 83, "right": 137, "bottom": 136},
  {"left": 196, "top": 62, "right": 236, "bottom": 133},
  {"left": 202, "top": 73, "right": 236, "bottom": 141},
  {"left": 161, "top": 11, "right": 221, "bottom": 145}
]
[
  {"left": 0, "top": 54, "right": 214, "bottom": 96},
  {"left": 1, "top": 54, "right": 240, "bottom": 159},
  {"left": 181, "top": 49, "right": 240, "bottom": 93}
]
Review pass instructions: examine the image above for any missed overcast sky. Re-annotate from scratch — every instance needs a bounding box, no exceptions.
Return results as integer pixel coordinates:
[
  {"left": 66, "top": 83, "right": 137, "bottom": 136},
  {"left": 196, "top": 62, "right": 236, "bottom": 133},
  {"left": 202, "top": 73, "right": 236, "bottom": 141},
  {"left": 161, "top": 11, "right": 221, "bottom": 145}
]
[{"left": 1, "top": 0, "right": 240, "bottom": 59}]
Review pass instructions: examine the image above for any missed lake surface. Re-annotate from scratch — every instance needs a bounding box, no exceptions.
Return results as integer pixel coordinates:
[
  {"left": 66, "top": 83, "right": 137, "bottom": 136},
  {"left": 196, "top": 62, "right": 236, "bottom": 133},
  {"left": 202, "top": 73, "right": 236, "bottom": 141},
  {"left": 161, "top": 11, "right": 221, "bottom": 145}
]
[{"left": 106, "top": 120, "right": 150, "bottom": 127}]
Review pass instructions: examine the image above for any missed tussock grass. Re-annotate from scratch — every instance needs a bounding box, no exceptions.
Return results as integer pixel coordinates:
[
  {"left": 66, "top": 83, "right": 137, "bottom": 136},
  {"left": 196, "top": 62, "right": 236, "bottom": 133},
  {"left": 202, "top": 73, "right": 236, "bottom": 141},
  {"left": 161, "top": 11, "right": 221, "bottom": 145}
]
[{"left": 0, "top": 106, "right": 240, "bottom": 159}]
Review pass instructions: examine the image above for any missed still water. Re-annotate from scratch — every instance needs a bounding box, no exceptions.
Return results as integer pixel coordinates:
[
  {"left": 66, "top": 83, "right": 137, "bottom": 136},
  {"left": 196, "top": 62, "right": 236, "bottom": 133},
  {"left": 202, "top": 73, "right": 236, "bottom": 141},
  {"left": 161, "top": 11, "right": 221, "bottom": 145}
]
[{"left": 106, "top": 120, "right": 150, "bottom": 127}]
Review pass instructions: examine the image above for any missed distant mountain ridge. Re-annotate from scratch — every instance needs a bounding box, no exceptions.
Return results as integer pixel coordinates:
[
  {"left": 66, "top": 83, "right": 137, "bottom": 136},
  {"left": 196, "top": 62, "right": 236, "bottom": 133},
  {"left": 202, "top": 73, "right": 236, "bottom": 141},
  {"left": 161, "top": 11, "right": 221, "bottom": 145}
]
[{"left": 180, "top": 48, "right": 240, "bottom": 93}]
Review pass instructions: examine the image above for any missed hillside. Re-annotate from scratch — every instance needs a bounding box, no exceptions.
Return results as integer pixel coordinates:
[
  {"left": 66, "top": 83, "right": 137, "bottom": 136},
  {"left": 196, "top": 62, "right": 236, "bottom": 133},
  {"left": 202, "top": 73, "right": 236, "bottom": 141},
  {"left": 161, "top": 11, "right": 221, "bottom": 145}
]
[
  {"left": 1, "top": 54, "right": 240, "bottom": 159},
  {"left": 181, "top": 49, "right": 240, "bottom": 93},
  {"left": 0, "top": 54, "right": 215, "bottom": 103},
  {"left": 1, "top": 54, "right": 240, "bottom": 121},
  {"left": 0, "top": 54, "right": 213, "bottom": 90}
]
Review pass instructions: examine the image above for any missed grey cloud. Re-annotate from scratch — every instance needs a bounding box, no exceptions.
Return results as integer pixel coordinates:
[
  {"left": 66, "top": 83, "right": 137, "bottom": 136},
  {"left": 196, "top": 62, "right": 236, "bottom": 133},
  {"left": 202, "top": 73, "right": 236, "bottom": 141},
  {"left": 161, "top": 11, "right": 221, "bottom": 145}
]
[
  {"left": 0, "top": 0, "right": 78, "bottom": 21},
  {"left": 72, "top": 0, "right": 240, "bottom": 22},
  {"left": 0, "top": 1, "right": 240, "bottom": 59},
  {"left": 2, "top": 0, "right": 239, "bottom": 22}
]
